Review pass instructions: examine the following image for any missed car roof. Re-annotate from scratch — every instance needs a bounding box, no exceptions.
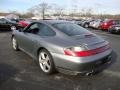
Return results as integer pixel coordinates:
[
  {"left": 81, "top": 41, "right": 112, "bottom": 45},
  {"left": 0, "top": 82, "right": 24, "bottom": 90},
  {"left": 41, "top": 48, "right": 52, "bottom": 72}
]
[{"left": 35, "top": 20, "right": 71, "bottom": 25}]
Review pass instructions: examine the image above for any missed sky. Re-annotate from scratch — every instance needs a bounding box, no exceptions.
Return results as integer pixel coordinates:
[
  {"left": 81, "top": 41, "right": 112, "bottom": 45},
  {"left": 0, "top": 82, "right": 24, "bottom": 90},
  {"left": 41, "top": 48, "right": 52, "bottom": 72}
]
[{"left": 0, "top": 0, "right": 120, "bottom": 15}]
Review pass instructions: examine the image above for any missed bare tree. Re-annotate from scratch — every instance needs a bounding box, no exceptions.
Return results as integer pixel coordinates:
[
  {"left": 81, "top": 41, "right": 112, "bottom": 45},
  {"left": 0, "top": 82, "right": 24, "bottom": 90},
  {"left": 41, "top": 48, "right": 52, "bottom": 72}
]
[
  {"left": 80, "top": 8, "right": 85, "bottom": 16},
  {"left": 85, "top": 8, "right": 93, "bottom": 17},
  {"left": 53, "top": 5, "right": 64, "bottom": 17},
  {"left": 80, "top": 8, "right": 93, "bottom": 18},
  {"left": 35, "top": 2, "right": 51, "bottom": 19},
  {"left": 8, "top": 10, "right": 20, "bottom": 16}
]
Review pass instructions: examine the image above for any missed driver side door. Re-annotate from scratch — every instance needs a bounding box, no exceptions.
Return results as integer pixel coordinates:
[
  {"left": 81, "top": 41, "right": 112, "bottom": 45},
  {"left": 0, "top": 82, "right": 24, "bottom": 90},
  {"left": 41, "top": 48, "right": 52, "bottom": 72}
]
[{"left": 16, "top": 23, "right": 40, "bottom": 56}]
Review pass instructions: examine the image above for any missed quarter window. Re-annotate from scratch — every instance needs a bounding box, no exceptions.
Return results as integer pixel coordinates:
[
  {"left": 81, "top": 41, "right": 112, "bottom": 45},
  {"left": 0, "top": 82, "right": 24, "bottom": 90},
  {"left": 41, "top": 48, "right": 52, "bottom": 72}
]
[
  {"left": 26, "top": 23, "right": 39, "bottom": 34},
  {"left": 28, "top": 23, "right": 38, "bottom": 31},
  {"left": 38, "top": 24, "right": 56, "bottom": 36}
]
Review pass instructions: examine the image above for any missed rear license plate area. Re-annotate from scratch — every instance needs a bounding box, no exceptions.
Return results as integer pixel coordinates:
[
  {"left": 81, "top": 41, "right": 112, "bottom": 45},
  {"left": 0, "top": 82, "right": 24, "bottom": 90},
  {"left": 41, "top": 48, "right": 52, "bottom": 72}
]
[{"left": 95, "top": 55, "right": 111, "bottom": 67}]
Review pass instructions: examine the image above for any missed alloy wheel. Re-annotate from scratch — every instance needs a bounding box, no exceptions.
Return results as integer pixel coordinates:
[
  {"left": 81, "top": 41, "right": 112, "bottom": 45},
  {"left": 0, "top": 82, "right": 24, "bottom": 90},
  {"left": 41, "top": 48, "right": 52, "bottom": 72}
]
[
  {"left": 12, "top": 37, "right": 17, "bottom": 50},
  {"left": 39, "top": 52, "right": 51, "bottom": 73}
]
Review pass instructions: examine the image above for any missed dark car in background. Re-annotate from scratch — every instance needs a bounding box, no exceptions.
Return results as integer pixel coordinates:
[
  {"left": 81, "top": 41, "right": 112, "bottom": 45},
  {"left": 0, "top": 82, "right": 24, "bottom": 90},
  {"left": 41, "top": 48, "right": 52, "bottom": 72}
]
[
  {"left": 108, "top": 24, "right": 120, "bottom": 34},
  {"left": 99, "top": 19, "right": 120, "bottom": 31},
  {"left": 0, "top": 18, "right": 23, "bottom": 30}
]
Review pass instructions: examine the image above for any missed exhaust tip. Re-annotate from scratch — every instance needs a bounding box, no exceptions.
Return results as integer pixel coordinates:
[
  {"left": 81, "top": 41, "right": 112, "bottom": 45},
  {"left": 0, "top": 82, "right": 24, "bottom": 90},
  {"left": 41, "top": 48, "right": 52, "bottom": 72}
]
[{"left": 86, "top": 70, "right": 94, "bottom": 76}]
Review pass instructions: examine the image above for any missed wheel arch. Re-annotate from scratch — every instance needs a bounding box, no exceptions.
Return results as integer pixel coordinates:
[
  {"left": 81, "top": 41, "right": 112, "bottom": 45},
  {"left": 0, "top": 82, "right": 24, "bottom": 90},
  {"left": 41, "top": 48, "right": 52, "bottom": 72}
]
[
  {"left": 11, "top": 34, "right": 15, "bottom": 40},
  {"left": 37, "top": 47, "right": 49, "bottom": 58},
  {"left": 37, "top": 46, "right": 56, "bottom": 74}
]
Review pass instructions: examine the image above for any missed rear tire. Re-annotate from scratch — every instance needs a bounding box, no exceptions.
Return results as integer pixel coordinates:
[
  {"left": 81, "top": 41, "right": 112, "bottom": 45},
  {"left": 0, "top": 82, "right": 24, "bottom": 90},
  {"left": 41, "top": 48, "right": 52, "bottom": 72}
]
[{"left": 38, "top": 49, "right": 56, "bottom": 74}]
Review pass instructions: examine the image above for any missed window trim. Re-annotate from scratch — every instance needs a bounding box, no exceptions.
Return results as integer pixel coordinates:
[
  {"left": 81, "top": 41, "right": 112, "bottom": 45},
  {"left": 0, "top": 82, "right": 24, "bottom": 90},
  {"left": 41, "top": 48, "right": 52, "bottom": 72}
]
[
  {"left": 23, "top": 22, "right": 56, "bottom": 36},
  {"left": 23, "top": 22, "right": 38, "bottom": 32}
]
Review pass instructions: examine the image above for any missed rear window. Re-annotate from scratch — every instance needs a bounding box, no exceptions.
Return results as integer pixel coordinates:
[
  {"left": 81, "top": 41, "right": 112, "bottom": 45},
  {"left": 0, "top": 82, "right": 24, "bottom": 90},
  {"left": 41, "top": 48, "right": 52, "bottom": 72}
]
[{"left": 52, "top": 23, "right": 89, "bottom": 36}]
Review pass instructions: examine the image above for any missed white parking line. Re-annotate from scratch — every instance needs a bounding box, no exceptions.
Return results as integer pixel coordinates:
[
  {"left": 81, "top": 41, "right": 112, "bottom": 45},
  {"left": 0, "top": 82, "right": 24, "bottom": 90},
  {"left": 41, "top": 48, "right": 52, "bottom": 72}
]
[
  {"left": 14, "top": 77, "right": 24, "bottom": 82},
  {"left": 104, "top": 70, "right": 120, "bottom": 78}
]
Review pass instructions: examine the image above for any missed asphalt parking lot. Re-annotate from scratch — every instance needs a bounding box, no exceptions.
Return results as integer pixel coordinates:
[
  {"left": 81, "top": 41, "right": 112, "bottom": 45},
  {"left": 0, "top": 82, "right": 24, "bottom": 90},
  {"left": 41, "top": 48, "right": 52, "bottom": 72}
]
[{"left": 0, "top": 29, "right": 120, "bottom": 90}]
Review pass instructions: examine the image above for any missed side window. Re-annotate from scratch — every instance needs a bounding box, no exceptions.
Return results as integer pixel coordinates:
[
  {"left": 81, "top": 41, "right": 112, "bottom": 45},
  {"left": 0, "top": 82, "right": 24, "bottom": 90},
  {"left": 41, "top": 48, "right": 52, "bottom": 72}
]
[
  {"left": 38, "top": 24, "right": 56, "bottom": 36},
  {"left": 28, "top": 23, "right": 38, "bottom": 30},
  {"left": 0, "top": 19, "right": 6, "bottom": 23},
  {"left": 27, "top": 23, "right": 39, "bottom": 34}
]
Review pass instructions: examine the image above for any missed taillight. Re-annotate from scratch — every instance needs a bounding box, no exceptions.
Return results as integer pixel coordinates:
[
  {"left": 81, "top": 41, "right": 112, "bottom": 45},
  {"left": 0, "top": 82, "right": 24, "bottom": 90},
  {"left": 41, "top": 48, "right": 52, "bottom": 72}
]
[
  {"left": 64, "top": 44, "right": 111, "bottom": 57},
  {"left": 104, "top": 23, "right": 107, "bottom": 25}
]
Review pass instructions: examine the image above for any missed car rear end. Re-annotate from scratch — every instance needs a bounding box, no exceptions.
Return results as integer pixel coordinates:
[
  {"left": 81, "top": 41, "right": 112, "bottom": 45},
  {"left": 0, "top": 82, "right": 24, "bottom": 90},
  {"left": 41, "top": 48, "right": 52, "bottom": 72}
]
[
  {"left": 100, "top": 20, "right": 118, "bottom": 31},
  {"left": 51, "top": 22, "right": 113, "bottom": 75},
  {"left": 53, "top": 34, "right": 113, "bottom": 75},
  {"left": 100, "top": 20, "right": 110, "bottom": 30}
]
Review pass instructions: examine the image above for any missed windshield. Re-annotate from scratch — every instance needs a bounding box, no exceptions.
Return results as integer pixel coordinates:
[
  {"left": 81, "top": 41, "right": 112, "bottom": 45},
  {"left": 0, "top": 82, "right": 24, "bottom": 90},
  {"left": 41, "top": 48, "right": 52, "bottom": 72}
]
[{"left": 52, "top": 23, "right": 89, "bottom": 36}]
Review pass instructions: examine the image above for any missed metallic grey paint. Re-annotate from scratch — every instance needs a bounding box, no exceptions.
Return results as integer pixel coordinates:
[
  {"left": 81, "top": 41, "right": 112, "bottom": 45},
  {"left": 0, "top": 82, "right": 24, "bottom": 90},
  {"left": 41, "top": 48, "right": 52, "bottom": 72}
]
[{"left": 12, "top": 20, "right": 113, "bottom": 74}]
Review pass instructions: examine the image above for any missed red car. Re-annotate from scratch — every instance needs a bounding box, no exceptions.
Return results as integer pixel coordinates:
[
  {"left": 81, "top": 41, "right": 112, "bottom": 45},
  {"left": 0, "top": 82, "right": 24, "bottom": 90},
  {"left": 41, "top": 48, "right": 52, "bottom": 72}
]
[
  {"left": 99, "top": 19, "right": 120, "bottom": 31},
  {"left": 18, "top": 20, "right": 31, "bottom": 28}
]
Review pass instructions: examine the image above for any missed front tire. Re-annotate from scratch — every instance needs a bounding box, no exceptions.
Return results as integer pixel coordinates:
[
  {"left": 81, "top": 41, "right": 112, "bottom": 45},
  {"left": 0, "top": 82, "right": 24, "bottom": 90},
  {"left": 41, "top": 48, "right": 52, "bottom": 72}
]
[
  {"left": 38, "top": 49, "right": 56, "bottom": 74},
  {"left": 12, "top": 37, "right": 19, "bottom": 51}
]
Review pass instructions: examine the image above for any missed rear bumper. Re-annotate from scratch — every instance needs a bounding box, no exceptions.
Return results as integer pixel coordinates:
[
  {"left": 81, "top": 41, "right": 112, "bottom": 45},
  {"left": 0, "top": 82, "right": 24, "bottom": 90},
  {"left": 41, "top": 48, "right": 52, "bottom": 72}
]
[
  {"left": 100, "top": 25, "right": 109, "bottom": 30},
  {"left": 52, "top": 49, "right": 113, "bottom": 75},
  {"left": 57, "top": 54, "right": 113, "bottom": 75}
]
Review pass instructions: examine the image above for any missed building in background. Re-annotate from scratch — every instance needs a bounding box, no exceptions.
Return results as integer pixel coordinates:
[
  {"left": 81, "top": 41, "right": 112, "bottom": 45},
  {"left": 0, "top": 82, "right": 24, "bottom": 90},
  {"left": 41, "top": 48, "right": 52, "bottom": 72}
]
[
  {"left": 0, "top": 12, "right": 9, "bottom": 18},
  {"left": 0, "top": 12, "right": 19, "bottom": 19},
  {"left": 6, "top": 14, "right": 19, "bottom": 19}
]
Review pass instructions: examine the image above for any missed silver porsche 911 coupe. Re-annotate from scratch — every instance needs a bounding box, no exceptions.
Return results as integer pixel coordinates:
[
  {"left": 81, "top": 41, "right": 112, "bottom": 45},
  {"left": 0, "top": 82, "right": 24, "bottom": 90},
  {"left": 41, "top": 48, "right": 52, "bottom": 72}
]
[{"left": 11, "top": 20, "right": 113, "bottom": 75}]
